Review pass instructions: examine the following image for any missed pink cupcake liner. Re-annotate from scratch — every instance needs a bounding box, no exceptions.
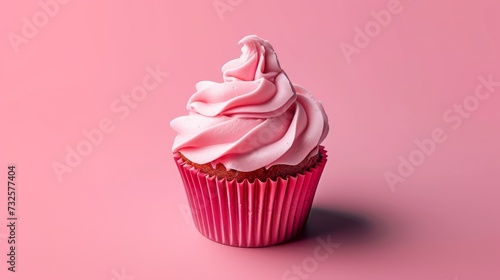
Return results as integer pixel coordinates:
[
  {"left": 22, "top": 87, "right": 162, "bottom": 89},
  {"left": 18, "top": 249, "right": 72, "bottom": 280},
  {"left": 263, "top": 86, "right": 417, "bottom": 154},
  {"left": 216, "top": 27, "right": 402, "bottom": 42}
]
[{"left": 174, "top": 146, "right": 328, "bottom": 247}]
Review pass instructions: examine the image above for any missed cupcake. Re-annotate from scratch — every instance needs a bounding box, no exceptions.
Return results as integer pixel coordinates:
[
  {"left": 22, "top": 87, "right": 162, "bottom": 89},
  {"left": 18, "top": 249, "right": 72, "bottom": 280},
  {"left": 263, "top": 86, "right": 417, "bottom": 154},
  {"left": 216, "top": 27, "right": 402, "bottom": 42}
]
[{"left": 171, "top": 35, "right": 329, "bottom": 247}]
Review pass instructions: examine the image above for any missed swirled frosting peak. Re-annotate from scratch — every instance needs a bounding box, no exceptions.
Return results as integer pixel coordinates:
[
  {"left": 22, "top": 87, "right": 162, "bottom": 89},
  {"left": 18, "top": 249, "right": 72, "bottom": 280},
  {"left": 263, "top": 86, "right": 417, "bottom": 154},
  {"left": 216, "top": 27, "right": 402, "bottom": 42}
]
[{"left": 171, "top": 35, "right": 329, "bottom": 172}]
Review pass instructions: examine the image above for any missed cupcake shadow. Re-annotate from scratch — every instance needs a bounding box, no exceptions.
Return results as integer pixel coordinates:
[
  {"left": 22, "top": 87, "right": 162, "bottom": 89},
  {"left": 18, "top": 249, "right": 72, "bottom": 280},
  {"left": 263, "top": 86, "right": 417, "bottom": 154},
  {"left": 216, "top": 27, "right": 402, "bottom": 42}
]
[{"left": 293, "top": 207, "right": 377, "bottom": 244}]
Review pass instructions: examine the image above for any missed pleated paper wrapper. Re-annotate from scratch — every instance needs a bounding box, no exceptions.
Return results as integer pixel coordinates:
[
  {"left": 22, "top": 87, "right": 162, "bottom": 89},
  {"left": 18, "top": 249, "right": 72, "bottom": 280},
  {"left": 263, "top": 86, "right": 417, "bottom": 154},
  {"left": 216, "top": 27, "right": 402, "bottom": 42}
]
[{"left": 174, "top": 147, "right": 327, "bottom": 247}]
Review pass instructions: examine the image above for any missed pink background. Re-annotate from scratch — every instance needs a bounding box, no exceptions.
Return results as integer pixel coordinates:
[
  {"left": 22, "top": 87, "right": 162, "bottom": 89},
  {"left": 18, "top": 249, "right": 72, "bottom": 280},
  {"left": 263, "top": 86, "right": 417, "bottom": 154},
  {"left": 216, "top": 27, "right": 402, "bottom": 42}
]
[{"left": 1, "top": 0, "right": 499, "bottom": 279}]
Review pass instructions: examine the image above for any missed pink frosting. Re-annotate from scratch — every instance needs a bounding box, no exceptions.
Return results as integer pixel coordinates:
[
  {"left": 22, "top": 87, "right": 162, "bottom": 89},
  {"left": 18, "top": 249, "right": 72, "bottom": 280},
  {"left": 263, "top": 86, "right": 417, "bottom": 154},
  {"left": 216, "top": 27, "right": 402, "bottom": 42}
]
[{"left": 171, "top": 35, "right": 329, "bottom": 172}]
